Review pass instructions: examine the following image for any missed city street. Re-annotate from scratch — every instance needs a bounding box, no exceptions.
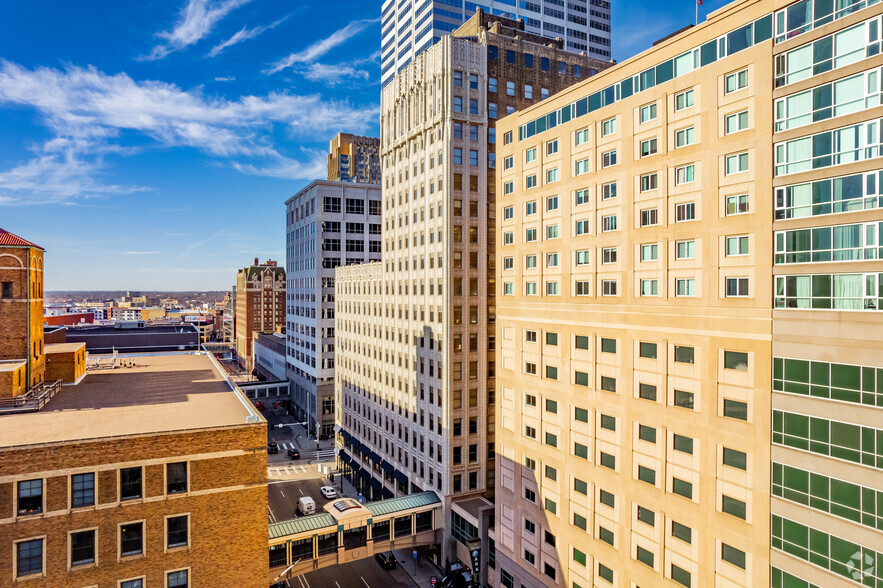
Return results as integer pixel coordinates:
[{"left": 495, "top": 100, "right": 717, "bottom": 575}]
[
  {"left": 284, "top": 556, "right": 424, "bottom": 588},
  {"left": 268, "top": 478, "right": 350, "bottom": 522}
]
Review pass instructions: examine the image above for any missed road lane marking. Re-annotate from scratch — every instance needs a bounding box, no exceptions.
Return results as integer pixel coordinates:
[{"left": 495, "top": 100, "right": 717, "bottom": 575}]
[
  {"left": 360, "top": 577, "right": 370, "bottom": 587},
  {"left": 335, "top": 582, "right": 341, "bottom": 588},
  {"left": 280, "top": 490, "right": 285, "bottom": 497},
  {"left": 302, "top": 575, "right": 311, "bottom": 588},
  {"left": 299, "top": 488, "right": 304, "bottom": 495},
  {"left": 284, "top": 467, "right": 292, "bottom": 474}
]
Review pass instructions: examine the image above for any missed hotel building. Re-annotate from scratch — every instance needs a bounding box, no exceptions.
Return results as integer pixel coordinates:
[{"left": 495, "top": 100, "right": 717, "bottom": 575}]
[
  {"left": 494, "top": 0, "right": 883, "bottom": 587},
  {"left": 335, "top": 12, "right": 610, "bottom": 570}
]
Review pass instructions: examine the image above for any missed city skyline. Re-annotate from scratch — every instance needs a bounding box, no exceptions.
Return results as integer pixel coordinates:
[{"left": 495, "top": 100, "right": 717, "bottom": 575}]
[{"left": 0, "top": 0, "right": 729, "bottom": 291}]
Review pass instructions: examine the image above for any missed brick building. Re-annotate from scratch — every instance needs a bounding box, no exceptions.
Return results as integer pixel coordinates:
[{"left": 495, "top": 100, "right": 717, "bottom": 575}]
[
  {"left": 0, "top": 353, "right": 268, "bottom": 588},
  {"left": 0, "top": 227, "right": 45, "bottom": 391},
  {"left": 235, "top": 259, "right": 286, "bottom": 371}
]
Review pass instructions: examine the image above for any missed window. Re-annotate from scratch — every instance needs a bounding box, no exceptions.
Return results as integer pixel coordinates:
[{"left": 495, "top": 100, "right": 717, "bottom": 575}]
[
  {"left": 525, "top": 282, "right": 537, "bottom": 295},
  {"left": 674, "top": 346, "right": 694, "bottom": 364},
  {"left": 602, "top": 118, "right": 616, "bottom": 136},
  {"left": 524, "top": 84, "right": 533, "bottom": 99},
  {"left": 601, "top": 215, "right": 617, "bottom": 232},
  {"left": 503, "top": 206, "right": 514, "bottom": 221},
  {"left": 675, "top": 279, "right": 695, "bottom": 297},
  {"left": 721, "top": 543, "right": 746, "bottom": 569},
  {"left": 167, "top": 570, "right": 189, "bottom": 588},
  {"left": 674, "top": 389, "right": 694, "bottom": 409},
  {"left": 545, "top": 365, "right": 558, "bottom": 379},
  {"left": 525, "top": 254, "right": 537, "bottom": 269},
  {"left": 672, "top": 477, "right": 693, "bottom": 499},
  {"left": 602, "top": 247, "right": 617, "bottom": 264},
  {"left": 640, "top": 208, "right": 658, "bottom": 227},
  {"left": 575, "top": 189, "right": 590, "bottom": 205},
  {"left": 638, "top": 466, "right": 656, "bottom": 485},
  {"left": 725, "top": 152, "right": 749, "bottom": 174},
  {"left": 601, "top": 338, "right": 616, "bottom": 353},
  {"left": 71, "top": 473, "right": 95, "bottom": 508},
  {"left": 503, "top": 155, "right": 513, "bottom": 170},
  {"left": 599, "top": 489, "right": 615, "bottom": 508},
  {"left": 17, "top": 480, "right": 43, "bottom": 515},
  {"left": 166, "top": 462, "right": 187, "bottom": 494},
  {"left": 506, "top": 80, "right": 515, "bottom": 96},
  {"left": 724, "top": 351, "right": 749, "bottom": 370},
  {"left": 636, "top": 546, "right": 654, "bottom": 568},
  {"left": 726, "top": 235, "right": 749, "bottom": 256},
  {"left": 524, "top": 487, "right": 536, "bottom": 502},
  {"left": 675, "top": 127, "right": 695, "bottom": 147},
  {"left": 600, "top": 414, "right": 616, "bottom": 431},
  {"left": 546, "top": 139, "right": 558, "bottom": 155},
  {"left": 546, "top": 225, "right": 558, "bottom": 239},
  {"left": 524, "top": 549, "right": 536, "bottom": 565},
  {"left": 601, "top": 150, "right": 617, "bottom": 167},
  {"left": 120, "top": 522, "right": 144, "bottom": 557},
  {"left": 600, "top": 376, "right": 616, "bottom": 392},
  {"left": 637, "top": 506, "right": 655, "bottom": 526},
  {"left": 488, "top": 77, "right": 497, "bottom": 93},
  {"left": 599, "top": 452, "right": 615, "bottom": 469},
  {"left": 16, "top": 538, "right": 43, "bottom": 577},
  {"left": 70, "top": 529, "right": 95, "bottom": 567},
  {"left": 545, "top": 432, "right": 557, "bottom": 447},
  {"left": 638, "top": 425, "right": 656, "bottom": 443},
  {"left": 525, "top": 425, "right": 537, "bottom": 439},
  {"left": 723, "top": 399, "right": 748, "bottom": 420},
  {"left": 545, "top": 196, "right": 559, "bottom": 212},
  {"left": 640, "top": 103, "right": 657, "bottom": 123},
  {"left": 640, "top": 173, "right": 658, "bottom": 192},
  {"left": 598, "top": 526, "right": 614, "bottom": 544},
  {"left": 503, "top": 231, "right": 514, "bottom": 245},
  {"left": 673, "top": 434, "right": 693, "bottom": 454},
  {"left": 599, "top": 563, "right": 614, "bottom": 582},
  {"left": 726, "top": 277, "right": 749, "bottom": 297},
  {"left": 574, "top": 219, "right": 590, "bottom": 236},
  {"left": 675, "top": 89, "right": 694, "bottom": 110},
  {"left": 167, "top": 515, "right": 189, "bottom": 548},
  {"left": 525, "top": 201, "right": 537, "bottom": 216},
  {"left": 640, "top": 279, "right": 658, "bottom": 296},
  {"left": 601, "top": 280, "right": 617, "bottom": 296},
  {"left": 524, "top": 519, "right": 536, "bottom": 534},
  {"left": 726, "top": 194, "right": 749, "bottom": 215},
  {"left": 575, "top": 158, "right": 590, "bottom": 175},
  {"left": 575, "top": 128, "right": 590, "bottom": 145},
  {"left": 525, "top": 147, "right": 537, "bottom": 162},
  {"left": 120, "top": 467, "right": 142, "bottom": 500},
  {"left": 1, "top": 282, "right": 12, "bottom": 298},
  {"left": 641, "top": 244, "right": 658, "bottom": 261},
  {"left": 525, "top": 362, "right": 537, "bottom": 375},
  {"left": 671, "top": 564, "right": 692, "bottom": 587},
  {"left": 725, "top": 69, "right": 748, "bottom": 93},
  {"left": 601, "top": 182, "right": 616, "bottom": 199},
  {"left": 453, "top": 71, "right": 463, "bottom": 87},
  {"left": 639, "top": 342, "right": 657, "bottom": 358},
  {"left": 675, "top": 240, "right": 695, "bottom": 259},
  {"left": 675, "top": 164, "right": 695, "bottom": 185},
  {"left": 454, "top": 148, "right": 463, "bottom": 165},
  {"left": 526, "top": 175, "right": 537, "bottom": 189},
  {"left": 639, "top": 383, "right": 657, "bottom": 401},
  {"left": 723, "top": 448, "right": 747, "bottom": 470},
  {"left": 545, "top": 464, "right": 557, "bottom": 480},
  {"left": 725, "top": 111, "right": 749, "bottom": 134},
  {"left": 469, "top": 125, "right": 479, "bottom": 141},
  {"left": 469, "top": 150, "right": 478, "bottom": 166},
  {"left": 453, "top": 96, "right": 463, "bottom": 112},
  {"left": 640, "top": 138, "right": 658, "bottom": 157}
]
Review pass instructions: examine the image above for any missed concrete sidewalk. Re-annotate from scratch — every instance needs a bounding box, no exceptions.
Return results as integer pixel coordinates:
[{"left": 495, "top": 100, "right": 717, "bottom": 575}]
[{"left": 390, "top": 548, "right": 443, "bottom": 587}]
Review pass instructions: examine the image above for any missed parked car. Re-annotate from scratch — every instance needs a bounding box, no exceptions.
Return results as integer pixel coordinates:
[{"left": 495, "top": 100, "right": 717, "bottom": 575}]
[
  {"left": 374, "top": 551, "right": 397, "bottom": 569},
  {"left": 267, "top": 441, "right": 278, "bottom": 454},
  {"left": 269, "top": 583, "right": 287, "bottom": 588},
  {"left": 255, "top": 401, "right": 266, "bottom": 410},
  {"left": 287, "top": 448, "right": 300, "bottom": 459},
  {"left": 320, "top": 486, "right": 337, "bottom": 499}
]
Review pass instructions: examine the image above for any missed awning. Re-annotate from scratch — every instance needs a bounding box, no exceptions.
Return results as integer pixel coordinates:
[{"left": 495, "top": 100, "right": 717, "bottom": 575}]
[
  {"left": 393, "top": 470, "right": 408, "bottom": 484},
  {"left": 359, "top": 468, "right": 371, "bottom": 480},
  {"left": 370, "top": 477, "right": 382, "bottom": 490},
  {"left": 339, "top": 453, "right": 351, "bottom": 465},
  {"left": 339, "top": 430, "right": 351, "bottom": 441},
  {"left": 369, "top": 451, "right": 381, "bottom": 463},
  {"left": 381, "top": 488, "right": 394, "bottom": 499},
  {"left": 357, "top": 443, "right": 371, "bottom": 456},
  {"left": 350, "top": 441, "right": 363, "bottom": 454},
  {"left": 380, "top": 460, "right": 394, "bottom": 473}
]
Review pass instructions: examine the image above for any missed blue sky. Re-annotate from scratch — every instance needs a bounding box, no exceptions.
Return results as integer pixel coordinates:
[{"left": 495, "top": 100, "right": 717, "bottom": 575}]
[{"left": 0, "top": 0, "right": 728, "bottom": 291}]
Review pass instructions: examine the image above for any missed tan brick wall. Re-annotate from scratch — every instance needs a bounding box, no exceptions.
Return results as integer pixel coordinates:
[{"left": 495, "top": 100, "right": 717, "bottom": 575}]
[
  {"left": 44, "top": 347, "right": 85, "bottom": 384},
  {"left": 0, "top": 424, "right": 268, "bottom": 587},
  {"left": 0, "top": 245, "right": 45, "bottom": 388}
]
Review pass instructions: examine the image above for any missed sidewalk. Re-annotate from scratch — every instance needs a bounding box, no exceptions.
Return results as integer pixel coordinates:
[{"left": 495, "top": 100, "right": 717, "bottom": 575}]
[{"left": 390, "top": 549, "right": 442, "bottom": 587}]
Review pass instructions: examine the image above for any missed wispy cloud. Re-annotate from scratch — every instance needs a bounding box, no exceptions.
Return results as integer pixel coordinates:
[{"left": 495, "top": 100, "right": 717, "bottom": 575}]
[
  {"left": 298, "top": 51, "right": 380, "bottom": 87},
  {"left": 266, "top": 17, "right": 379, "bottom": 74},
  {"left": 121, "top": 251, "right": 159, "bottom": 255},
  {"left": 144, "top": 0, "right": 252, "bottom": 61},
  {"left": 207, "top": 14, "right": 291, "bottom": 58},
  {"left": 0, "top": 60, "right": 378, "bottom": 202},
  {"left": 213, "top": 75, "right": 235, "bottom": 82}
]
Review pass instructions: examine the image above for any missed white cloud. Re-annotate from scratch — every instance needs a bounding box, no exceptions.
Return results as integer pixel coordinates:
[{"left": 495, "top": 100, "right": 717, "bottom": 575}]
[
  {"left": 207, "top": 14, "right": 291, "bottom": 58},
  {"left": 213, "top": 75, "right": 235, "bottom": 82},
  {"left": 232, "top": 149, "right": 327, "bottom": 180},
  {"left": 266, "top": 17, "right": 379, "bottom": 74},
  {"left": 0, "top": 60, "right": 378, "bottom": 202},
  {"left": 302, "top": 63, "right": 371, "bottom": 86},
  {"left": 145, "top": 0, "right": 252, "bottom": 60}
]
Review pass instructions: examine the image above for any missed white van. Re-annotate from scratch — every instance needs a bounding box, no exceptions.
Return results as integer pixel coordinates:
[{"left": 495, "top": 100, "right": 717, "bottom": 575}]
[{"left": 297, "top": 496, "right": 316, "bottom": 515}]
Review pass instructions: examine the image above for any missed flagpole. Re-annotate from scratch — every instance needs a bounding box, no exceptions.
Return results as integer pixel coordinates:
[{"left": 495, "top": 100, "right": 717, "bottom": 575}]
[{"left": 696, "top": 0, "right": 699, "bottom": 26}]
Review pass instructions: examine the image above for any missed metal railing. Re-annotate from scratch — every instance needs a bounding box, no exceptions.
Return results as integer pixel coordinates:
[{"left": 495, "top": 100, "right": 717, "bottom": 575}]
[{"left": 0, "top": 380, "right": 63, "bottom": 413}]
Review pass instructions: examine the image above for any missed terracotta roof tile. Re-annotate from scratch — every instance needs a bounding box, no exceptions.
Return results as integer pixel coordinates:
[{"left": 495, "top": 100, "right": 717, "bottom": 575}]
[{"left": 0, "top": 228, "right": 43, "bottom": 250}]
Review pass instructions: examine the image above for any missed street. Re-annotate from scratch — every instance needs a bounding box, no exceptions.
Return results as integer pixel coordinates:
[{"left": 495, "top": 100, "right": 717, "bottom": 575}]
[
  {"left": 285, "top": 555, "right": 423, "bottom": 588},
  {"left": 268, "top": 478, "right": 348, "bottom": 522}
]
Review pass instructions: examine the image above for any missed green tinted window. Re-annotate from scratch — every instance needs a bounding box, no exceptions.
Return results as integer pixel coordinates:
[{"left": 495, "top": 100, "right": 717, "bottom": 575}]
[
  {"left": 575, "top": 371, "right": 589, "bottom": 386},
  {"left": 601, "top": 376, "right": 616, "bottom": 392},
  {"left": 600, "top": 452, "right": 615, "bottom": 469},
  {"left": 638, "top": 425, "right": 656, "bottom": 443},
  {"left": 598, "top": 563, "right": 613, "bottom": 582},
  {"left": 723, "top": 448, "right": 747, "bottom": 470},
  {"left": 724, "top": 399, "right": 748, "bottom": 420},
  {"left": 545, "top": 365, "right": 558, "bottom": 380},
  {"left": 575, "top": 335, "right": 589, "bottom": 349},
  {"left": 574, "top": 442, "right": 588, "bottom": 459},
  {"left": 600, "top": 414, "right": 616, "bottom": 430},
  {"left": 674, "top": 345, "right": 694, "bottom": 364},
  {"left": 673, "top": 434, "right": 693, "bottom": 454},
  {"left": 599, "top": 489, "right": 615, "bottom": 507},
  {"left": 573, "top": 548, "right": 586, "bottom": 566},
  {"left": 574, "top": 513, "right": 587, "bottom": 530},
  {"left": 546, "top": 332, "right": 558, "bottom": 345},
  {"left": 672, "top": 478, "right": 692, "bottom": 499},
  {"left": 639, "top": 342, "right": 657, "bottom": 358},
  {"left": 721, "top": 543, "right": 745, "bottom": 569},
  {"left": 574, "top": 407, "right": 589, "bottom": 422},
  {"left": 722, "top": 495, "right": 746, "bottom": 519},
  {"left": 574, "top": 478, "right": 588, "bottom": 495},
  {"left": 638, "top": 466, "right": 656, "bottom": 485},
  {"left": 636, "top": 546, "right": 654, "bottom": 568},
  {"left": 637, "top": 506, "right": 654, "bottom": 526},
  {"left": 671, "top": 564, "right": 692, "bottom": 587},
  {"left": 599, "top": 526, "right": 614, "bottom": 545},
  {"left": 601, "top": 338, "right": 616, "bottom": 353},
  {"left": 671, "top": 521, "right": 692, "bottom": 544},
  {"left": 724, "top": 351, "right": 749, "bottom": 370}
]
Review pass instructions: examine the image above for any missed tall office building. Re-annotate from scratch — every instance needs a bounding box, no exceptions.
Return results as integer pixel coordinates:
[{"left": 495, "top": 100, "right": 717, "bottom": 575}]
[
  {"left": 493, "top": 0, "right": 883, "bottom": 587},
  {"left": 381, "top": 0, "right": 612, "bottom": 87},
  {"left": 328, "top": 133, "right": 382, "bottom": 185},
  {"left": 234, "top": 259, "right": 286, "bottom": 371},
  {"left": 285, "top": 180, "right": 381, "bottom": 438},
  {"left": 335, "top": 12, "right": 611, "bottom": 573}
]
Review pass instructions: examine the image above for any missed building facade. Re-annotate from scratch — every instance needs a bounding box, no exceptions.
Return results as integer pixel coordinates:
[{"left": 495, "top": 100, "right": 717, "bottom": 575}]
[
  {"left": 0, "top": 228, "right": 45, "bottom": 391},
  {"left": 493, "top": 0, "right": 883, "bottom": 587},
  {"left": 234, "top": 259, "right": 285, "bottom": 371},
  {"left": 285, "top": 180, "right": 382, "bottom": 438},
  {"left": 335, "top": 13, "right": 611, "bottom": 566},
  {"left": 328, "top": 133, "right": 382, "bottom": 185},
  {"left": 380, "top": 0, "right": 613, "bottom": 87}
]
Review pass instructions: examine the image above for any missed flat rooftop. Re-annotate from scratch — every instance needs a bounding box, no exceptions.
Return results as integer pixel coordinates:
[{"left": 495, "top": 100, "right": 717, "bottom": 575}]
[
  {"left": 0, "top": 353, "right": 262, "bottom": 449},
  {"left": 0, "top": 360, "right": 26, "bottom": 373},
  {"left": 44, "top": 342, "right": 85, "bottom": 353}
]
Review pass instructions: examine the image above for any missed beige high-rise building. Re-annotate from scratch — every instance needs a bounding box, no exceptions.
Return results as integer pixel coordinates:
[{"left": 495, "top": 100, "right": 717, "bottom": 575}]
[
  {"left": 334, "top": 11, "right": 611, "bottom": 573},
  {"left": 328, "top": 133, "right": 382, "bottom": 185},
  {"left": 494, "top": 1, "right": 883, "bottom": 587}
]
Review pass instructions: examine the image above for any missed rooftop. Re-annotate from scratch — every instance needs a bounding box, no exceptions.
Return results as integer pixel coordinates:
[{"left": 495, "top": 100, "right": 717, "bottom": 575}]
[
  {"left": 44, "top": 342, "right": 86, "bottom": 354},
  {"left": 0, "top": 227, "right": 43, "bottom": 250},
  {"left": 0, "top": 360, "right": 26, "bottom": 373},
  {"left": 0, "top": 353, "right": 262, "bottom": 449}
]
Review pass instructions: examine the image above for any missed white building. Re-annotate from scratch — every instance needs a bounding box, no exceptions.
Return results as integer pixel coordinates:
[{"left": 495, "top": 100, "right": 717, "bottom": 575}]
[
  {"left": 284, "top": 180, "right": 382, "bottom": 438},
  {"left": 381, "top": 0, "right": 612, "bottom": 87}
]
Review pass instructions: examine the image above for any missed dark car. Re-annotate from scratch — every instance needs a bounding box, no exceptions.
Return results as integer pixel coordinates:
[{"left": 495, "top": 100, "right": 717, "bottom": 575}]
[
  {"left": 269, "top": 583, "right": 287, "bottom": 588},
  {"left": 267, "top": 442, "right": 279, "bottom": 454},
  {"left": 375, "top": 551, "right": 397, "bottom": 569},
  {"left": 255, "top": 401, "right": 266, "bottom": 410},
  {"left": 287, "top": 448, "right": 300, "bottom": 459}
]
